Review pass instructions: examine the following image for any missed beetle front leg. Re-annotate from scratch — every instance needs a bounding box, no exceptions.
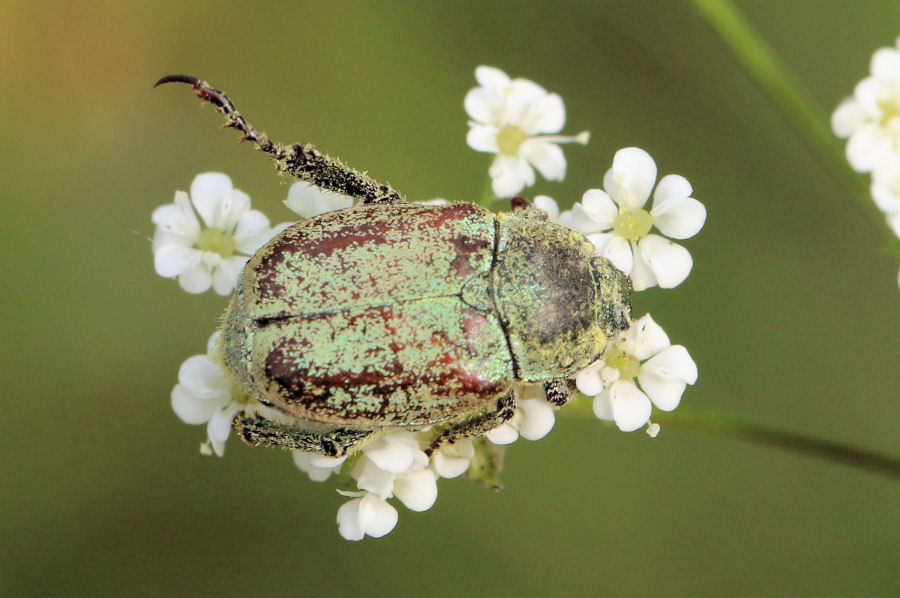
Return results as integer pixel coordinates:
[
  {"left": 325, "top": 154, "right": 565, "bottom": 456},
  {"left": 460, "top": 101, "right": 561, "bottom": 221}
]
[
  {"left": 155, "top": 75, "right": 402, "bottom": 205},
  {"left": 233, "top": 413, "right": 376, "bottom": 457},
  {"left": 425, "top": 389, "right": 517, "bottom": 456},
  {"left": 543, "top": 378, "right": 576, "bottom": 406}
]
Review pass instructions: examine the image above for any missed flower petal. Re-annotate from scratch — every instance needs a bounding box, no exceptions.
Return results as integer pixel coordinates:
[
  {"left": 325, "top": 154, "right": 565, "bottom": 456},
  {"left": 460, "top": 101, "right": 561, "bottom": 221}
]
[
  {"left": 605, "top": 147, "right": 657, "bottom": 210},
  {"left": 293, "top": 451, "right": 343, "bottom": 482},
  {"left": 177, "top": 354, "right": 231, "bottom": 398},
  {"left": 212, "top": 256, "right": 248, "bottom": 296},
  {"left": 521, "top": 139, "right": 566, "bottom": 181},
  {"left": 637, "top": 234, "right": 693, "bottom": 289},
  {"left": 591, "top": 390, "right": 615, "bottom": 421},
  {"left": 521, "top": 92, "right": 565, "bottom": 134},
  {"left": 575, "top": 368, "right": 605, "bottom": 397},
  {"left": 233, "top": 210, "right": 274, "bottom": 253},
  {"left": 177, "top": 264, "right": 213, "bottom": 294},
  {"left": 154, "top": 243, "right": 201, "bottom": 278},
  {"left": 284, "top": 183, "right": 354, "bottom": 219},
  {"left": 580, "top": 188, "right": 618, "bottom": 229},
  {"left": 207, "top": 407, "right": 237, "bottom": 443},
  {"left": 587, "top": 233, "right": 634, "bottom": 276},
  {"left": 486, "top": 415, "right": 521, "bottom": 444},
  {"left": 607, "top": 381, "right": 652, "bottom": 432},
  {"left": 393, "top": 469, "right": 438, "bottom": 512},
  {"left": 353, "top": 457, "right": 396, "bottom": 498},
  {"left": 336, "top": 493, "right": 398, "bottom": 541},
  {"left": 430, "top": 439, "right": 474, "bottom": 478},
  {"left": 517, "top": 398, "right": 555, "bottom": 440},
  {"left": 363, "top": 432, "right": 424, "bottom": 473},
  {"left": 831, "top": 98, "right": 866, "bottom": 138},
  {"left": 532, "top": 195, "right": 560, "bottom": 221},
  {"left": 620, "top": 313, "right": 670, "bottom": 361},
  {"left": 639, "top": 344, "right": 697, "bottom": 411},
  {"left": 466, "top": 124, "right": 500, "bottom": 153},
  {"left": 489, "top": 156, "right": 533, "bottom": 198},
  {"left": 652, "top": 196, "right": 707, "bottom": 240},
  {"left": 190, "top": 173, "right": 234, "bottom": 229},
  {"left": 171, "top": 384, "right": 217, "bottom": 424}
]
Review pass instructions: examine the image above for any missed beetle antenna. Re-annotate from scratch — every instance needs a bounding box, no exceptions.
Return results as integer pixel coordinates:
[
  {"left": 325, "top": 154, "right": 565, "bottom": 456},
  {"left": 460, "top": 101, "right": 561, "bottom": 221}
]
[
  {"left": 154, "top": 74, "right": 275, "bottom": 151},
  {"left": 155, "top": 74, "right": 401, "bottom": 204}
]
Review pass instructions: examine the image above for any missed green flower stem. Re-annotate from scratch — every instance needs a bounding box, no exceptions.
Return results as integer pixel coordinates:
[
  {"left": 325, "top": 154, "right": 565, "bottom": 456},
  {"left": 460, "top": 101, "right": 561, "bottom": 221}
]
[
  {"left": 564, "top": 397, "right": 900, "bottom": 480},
  {"left": 654, "top": 406, "right": 900, "bottom": 481},
  {"left": 689, "top": 0, "right": 893, "bottom": 240}
]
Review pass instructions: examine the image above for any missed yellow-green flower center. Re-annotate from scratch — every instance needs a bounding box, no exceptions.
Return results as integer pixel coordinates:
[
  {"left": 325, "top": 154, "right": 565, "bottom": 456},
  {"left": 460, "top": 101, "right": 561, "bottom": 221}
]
[
  {"left": 195, "top": 228, "right": 236, "bottom": 257},
  {"left": 612, "top": 208, "right": 653, "bottom": 242},
  {"left": 496, "top": 125, "right": 528, "bottom": 156},
  {"left": 603, "top": 346, "right": 641, "bottom": 380},
  {"left": 878, "top": 89, "right": 900, "bottom": 126}
]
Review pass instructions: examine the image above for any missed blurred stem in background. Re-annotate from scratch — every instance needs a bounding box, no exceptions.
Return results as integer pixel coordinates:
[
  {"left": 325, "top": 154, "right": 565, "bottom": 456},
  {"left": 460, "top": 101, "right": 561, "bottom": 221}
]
[{"left": 689, "top": 0, "right": 894, "bottom": 240}]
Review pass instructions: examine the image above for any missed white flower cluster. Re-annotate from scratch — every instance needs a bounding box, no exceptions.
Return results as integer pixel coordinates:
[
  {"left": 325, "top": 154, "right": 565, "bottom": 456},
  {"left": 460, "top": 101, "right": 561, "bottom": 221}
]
[
  {"left": 155, "top": 66, "right": 705, "bottom": 540},
  {"left": 152, "top": 173, "right": 290, "bottom": 295},
  {"left": 831, "top": 37, "right": 900, "bottom": 287},
  {"left": 465, "top": 66, "right": 589, "bottom": 198},
  {"left": 531, "top": 147, "right": 704, "bottom": 434}
]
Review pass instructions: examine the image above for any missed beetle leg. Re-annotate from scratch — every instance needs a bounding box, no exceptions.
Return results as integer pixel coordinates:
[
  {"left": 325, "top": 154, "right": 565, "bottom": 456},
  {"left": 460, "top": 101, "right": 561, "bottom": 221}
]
[
  {"left": 425, "top": 389, "right": 517, "bottom": 456},
  {"left": 155, "top": 75, "right": 403, "bottom": 205},
  {"left": 232, "top": 412, "right": 376, "bottom": 457},
  {"left": 543, "top": 378, "right": 576, "bottom": 406}
]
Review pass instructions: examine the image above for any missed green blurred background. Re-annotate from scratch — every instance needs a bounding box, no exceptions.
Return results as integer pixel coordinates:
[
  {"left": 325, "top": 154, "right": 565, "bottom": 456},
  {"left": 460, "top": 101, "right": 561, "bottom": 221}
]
[{"left": 2, "top": 1, "right": 898, "bottom": 596}]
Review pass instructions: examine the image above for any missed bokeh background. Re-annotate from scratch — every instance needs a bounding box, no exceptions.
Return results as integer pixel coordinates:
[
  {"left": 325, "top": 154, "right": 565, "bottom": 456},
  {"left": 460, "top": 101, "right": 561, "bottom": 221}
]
[{"left": 2, "top": 1, "right": 898, "bottom": 596}]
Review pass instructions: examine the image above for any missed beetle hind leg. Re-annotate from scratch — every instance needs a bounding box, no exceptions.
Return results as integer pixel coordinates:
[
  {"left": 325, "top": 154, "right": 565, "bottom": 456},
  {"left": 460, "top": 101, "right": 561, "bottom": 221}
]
[
  {"left": 233, "top": 412, "right": 375, "bottom": 457},
  {"left": 425, "top": 389, "right": 517, "bottom": 456},
  {"left": 155, "top": 75, "right": 402, "bottom": 205}
]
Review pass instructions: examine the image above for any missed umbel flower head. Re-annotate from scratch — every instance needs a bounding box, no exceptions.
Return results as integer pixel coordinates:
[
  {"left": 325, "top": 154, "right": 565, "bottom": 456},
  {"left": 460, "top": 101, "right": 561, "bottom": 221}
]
[
  {"left": 831, "top": 36, "right": 900, "bottom": 172},
  {"left": 465, "top": 65, "right": 589, "bottom": 198},
  {"left": 560, "top": 147, "right": 707, "bottom": 291},
  {"left": 576, "top": 314, "right": 698, "bottom": 433},
  {"left": 152, "top": 173, "right": 286, "bottom": 295}
]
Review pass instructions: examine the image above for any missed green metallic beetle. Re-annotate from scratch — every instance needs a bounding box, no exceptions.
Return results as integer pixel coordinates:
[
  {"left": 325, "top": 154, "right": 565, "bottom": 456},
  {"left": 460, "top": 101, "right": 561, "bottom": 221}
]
[{"left": 157, "top": 75, "right": 632, "bottom": 458}]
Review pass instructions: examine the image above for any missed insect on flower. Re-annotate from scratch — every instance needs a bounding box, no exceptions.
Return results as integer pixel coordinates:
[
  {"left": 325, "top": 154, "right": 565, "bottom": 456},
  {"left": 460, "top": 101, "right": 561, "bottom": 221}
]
[{"left": 155, "top": 75, "right": 633, "bottom": 458}]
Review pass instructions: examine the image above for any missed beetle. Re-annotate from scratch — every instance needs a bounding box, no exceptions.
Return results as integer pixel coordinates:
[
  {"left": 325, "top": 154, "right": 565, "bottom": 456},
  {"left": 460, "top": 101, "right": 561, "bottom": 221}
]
[{"left": 156, "top": 75, "right": 632, "bottom": 458}]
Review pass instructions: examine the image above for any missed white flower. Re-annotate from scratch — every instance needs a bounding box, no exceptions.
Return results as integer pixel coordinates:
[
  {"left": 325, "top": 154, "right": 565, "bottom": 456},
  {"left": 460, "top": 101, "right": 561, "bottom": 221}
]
[
  {"left": 170, "top": 331, "right": 246, "bottom": 457},
  {"left": 832, "top": 37, "right": 900, "bottom": 172},
  {"left": 284, "top": 182, "right": 354, "bottom": 218},
  {"left": 465, "top": 66, "right": 589, "bottom": 198},
  {"left": 576, "top": 314, "right": 698, "bottom": 433},
  {"left": 486, "top": 385, "right": 556, "bottom": 445},
  {"left": 350, "top": 431, "right": 438, "bottom": 512},
  {"left": 152, "top": 173, "right": 286, "bottom": 295},
  {"left": 560, "top": 147, "right": 706, "bottom": 291},
  {"left": 336, "top": 492, "right": 399, "bottom": 541},
  {"left": 430, "top": 438, "right": 475, "bottom": 479},
  {"left": 871, "top": 156, "right": 900, "bottom": 237},
  {"left": 292, "top": 452, "right": 346, "bottom": 482}
]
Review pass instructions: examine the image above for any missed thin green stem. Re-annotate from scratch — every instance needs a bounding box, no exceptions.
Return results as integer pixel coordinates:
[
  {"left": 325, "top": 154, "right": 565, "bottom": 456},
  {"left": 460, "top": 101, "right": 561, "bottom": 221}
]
[
  {"left": 564, "top": 398, "right": 900, "bottom": 481},
  {"left": 654, "top": 406, "right": 900, "bottom": 481},
  {"left": 688, "top": 0, "right": 893, "bottom": 240}
]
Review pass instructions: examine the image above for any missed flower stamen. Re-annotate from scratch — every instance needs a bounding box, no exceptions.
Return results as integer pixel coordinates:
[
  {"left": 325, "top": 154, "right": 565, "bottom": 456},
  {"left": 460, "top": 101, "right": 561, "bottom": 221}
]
[
  {"left": 612, "top": 208, "right": 653, "bottom": 242},
  {"left": 496, "top": 125, "right": 529, "bottom": 156},
  {"left": 195, "top": 228, "right": 236, "bottom": 257}
]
